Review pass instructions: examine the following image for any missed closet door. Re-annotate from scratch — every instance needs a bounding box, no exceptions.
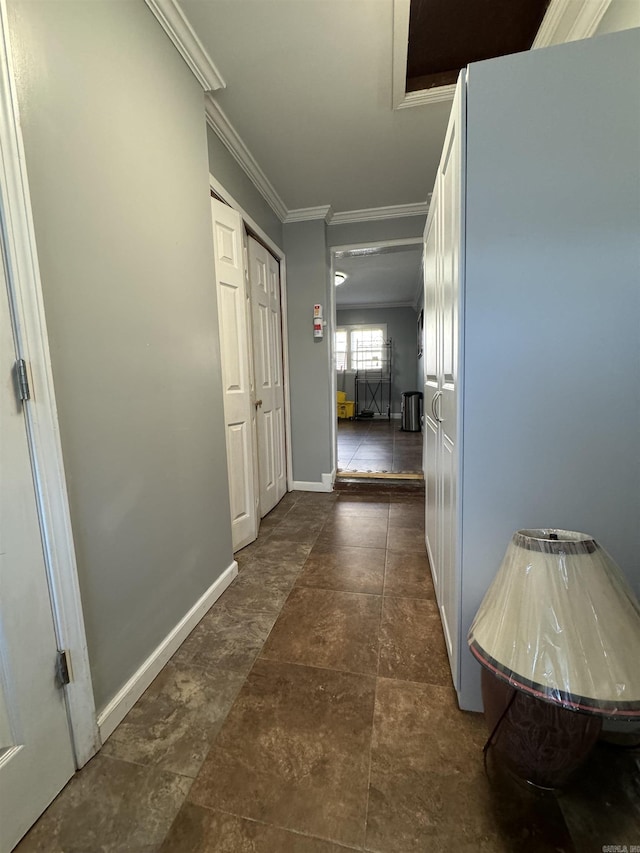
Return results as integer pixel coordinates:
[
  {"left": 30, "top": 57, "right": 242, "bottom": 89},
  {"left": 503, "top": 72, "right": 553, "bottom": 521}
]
[
  {"left": 248, "top": 237, "right": 286, "bottom": 517},
  {"left": 210, "top": 199, "right": 258, "bottom": 551}
]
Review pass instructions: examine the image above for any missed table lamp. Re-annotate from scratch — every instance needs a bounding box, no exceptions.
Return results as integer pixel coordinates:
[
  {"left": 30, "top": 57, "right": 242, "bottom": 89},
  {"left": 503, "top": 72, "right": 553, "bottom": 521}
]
[{"left": 468, "top": 529, "right": 640, "bottom": 788}]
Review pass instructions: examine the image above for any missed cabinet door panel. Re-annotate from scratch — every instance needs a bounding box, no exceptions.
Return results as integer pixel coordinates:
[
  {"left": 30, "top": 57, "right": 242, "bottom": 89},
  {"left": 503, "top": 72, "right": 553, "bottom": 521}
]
[
  {"left": 424, "top": 412, "right": 440, "bottom": 595},
  {"left": 440, "top": 432, "right": 459, "bottom": 688}
]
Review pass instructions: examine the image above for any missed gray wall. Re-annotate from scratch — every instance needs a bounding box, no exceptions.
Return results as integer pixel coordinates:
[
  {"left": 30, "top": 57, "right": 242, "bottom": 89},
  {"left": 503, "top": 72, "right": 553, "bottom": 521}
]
[
  {"left": 336, "top": 307, "right": 419, "bottom": 414},
  {"left": 207, "top": 127, "right": 284, "bottom": 248},
  {"left": 283, "top": 220, "right": 332, "bottom": 483},
  {"left": 9, "top": 0, "right": 233, "bottom": 712}
]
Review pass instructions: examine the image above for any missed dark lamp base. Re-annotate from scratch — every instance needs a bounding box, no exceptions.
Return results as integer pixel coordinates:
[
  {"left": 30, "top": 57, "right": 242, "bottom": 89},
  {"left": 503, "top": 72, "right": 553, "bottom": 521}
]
[{"left": 481, "top": 668, "right": 602, "bottom": 789}]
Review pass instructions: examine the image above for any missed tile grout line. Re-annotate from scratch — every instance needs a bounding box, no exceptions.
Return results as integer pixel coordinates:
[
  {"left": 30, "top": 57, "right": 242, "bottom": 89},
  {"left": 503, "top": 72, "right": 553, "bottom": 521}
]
[
  {"left": 196, "top": 804, "right": 366, "bottom": 851},
  {"left": 362, "top": 531, "right": 388, "bottom": 851}
]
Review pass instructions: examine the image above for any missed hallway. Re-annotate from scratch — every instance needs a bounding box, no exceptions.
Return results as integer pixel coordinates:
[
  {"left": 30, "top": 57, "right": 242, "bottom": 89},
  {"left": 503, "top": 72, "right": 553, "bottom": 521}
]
[
  {"left": 15, "top": 491, "right": 640, "bottom": 852},
  {"left": 337, "top": 419, "right": 423, "bottom": 476}
]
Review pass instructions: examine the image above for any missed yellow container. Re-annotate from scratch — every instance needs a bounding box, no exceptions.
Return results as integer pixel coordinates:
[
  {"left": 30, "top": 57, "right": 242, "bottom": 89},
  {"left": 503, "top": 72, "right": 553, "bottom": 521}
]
[
  {"left": 337, "top": 401, "right": 355, "bottom": 419},
  {"left": 337, "top": 391, "right": 347, "bottom": 403}
]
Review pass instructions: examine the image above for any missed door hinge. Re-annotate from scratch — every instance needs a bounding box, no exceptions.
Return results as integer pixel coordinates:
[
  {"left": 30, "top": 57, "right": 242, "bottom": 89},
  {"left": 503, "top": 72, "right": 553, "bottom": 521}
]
[
  {"left": 15, "top": 358, "right": 31, "bottom": 402},
  {"left": 55, "top": 649, "right": 71, "bottom": 688}
]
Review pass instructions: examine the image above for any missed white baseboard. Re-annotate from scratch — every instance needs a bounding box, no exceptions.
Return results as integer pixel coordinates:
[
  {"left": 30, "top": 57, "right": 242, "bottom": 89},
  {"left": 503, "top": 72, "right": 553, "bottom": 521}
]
[
  {"left": 97, "top": 560, "right": 237, "bottom": 742},
  {"left": 291, "top": 473, "right": 333, "bottom": 493}
]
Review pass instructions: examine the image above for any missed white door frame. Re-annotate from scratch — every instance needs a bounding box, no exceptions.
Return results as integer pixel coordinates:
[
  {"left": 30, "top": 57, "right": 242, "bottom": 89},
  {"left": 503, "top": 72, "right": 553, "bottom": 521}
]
[
  {"left": 209, "top": 173, "right": 293, "bottom": 491},
  {"left": 0, "top": 0, "right": 98, "bottom": 767},
  {"left": 329, "top": 237, "right": 423, "bottom": 476}
]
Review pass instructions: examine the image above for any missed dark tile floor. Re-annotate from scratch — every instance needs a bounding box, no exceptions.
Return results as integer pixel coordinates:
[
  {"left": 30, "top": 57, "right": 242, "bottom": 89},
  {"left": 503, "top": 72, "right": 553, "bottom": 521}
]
[
  {"left": 15, "top": 491, "right": 640, "bottom": 852},
  {"left": 337, "top": 420, "right": 422, "bottom": 475}
]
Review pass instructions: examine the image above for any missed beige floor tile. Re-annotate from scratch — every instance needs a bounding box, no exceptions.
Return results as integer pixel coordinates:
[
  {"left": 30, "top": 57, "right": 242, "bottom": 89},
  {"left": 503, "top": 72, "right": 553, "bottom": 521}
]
[
  {"left": 14, "top": 754, "right": 191, "bottom": 853},
  {"left": 188, "top": 660, "right": 375, "bottom": 848},
  {"left": 101, "top": 661, "right": 246, "bottom": 778},
  {"left": 378, "top": 597, "right": 451, "bottom": 685},
  {"left": 296, "top": 544, "right": 385, "bottom": 595},
  {"left": 383, "top": 549, "right": 434, "bottom": 599},
  {"left": 260, "top": 586, "right": 381, "bottom": 675},
  {"left": 161, "top": 803, "right": 357, "bottom": 852},
  {"left": 316, "top": 516, "right": 388, "bottom": 550}
]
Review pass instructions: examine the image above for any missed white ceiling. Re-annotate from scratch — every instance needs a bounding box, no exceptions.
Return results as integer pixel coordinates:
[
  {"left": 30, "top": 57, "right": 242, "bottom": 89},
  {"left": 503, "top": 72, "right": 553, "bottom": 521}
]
[
  {"left": 178, "top": 0, "right": 452, "bottom": 214},
  {"left": 334, "top": 244, "right": 422, "bottom": 308},
  {"left": 171, "top": 0, "right": 632, "bottom": 306}
]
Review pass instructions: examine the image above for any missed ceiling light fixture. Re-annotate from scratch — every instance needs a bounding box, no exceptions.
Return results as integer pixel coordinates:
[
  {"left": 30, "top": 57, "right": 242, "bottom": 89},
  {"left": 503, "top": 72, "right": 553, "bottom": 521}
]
[{"left": 335, "top": 271, "right": 347, "bottom": 286}]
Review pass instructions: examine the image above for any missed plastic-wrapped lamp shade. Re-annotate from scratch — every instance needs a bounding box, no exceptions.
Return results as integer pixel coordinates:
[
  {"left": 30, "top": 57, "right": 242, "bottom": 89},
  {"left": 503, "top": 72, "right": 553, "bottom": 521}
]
[{"left": 468, "top": 529, "right": 640, "bottom": 718}]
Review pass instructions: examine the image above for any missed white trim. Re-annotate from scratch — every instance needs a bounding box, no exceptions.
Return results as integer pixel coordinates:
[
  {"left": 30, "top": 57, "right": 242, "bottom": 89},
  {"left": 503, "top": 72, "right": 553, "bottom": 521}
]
[
  {"left": 392, "top": 0, "right": 456, "bottom": 110},
  {"left": 208, "top": 172, "right": 294, "bottom": 495},
  {"left": 391, "top": 0, "right": 410, "bottom": 109},
  {"left": 337, "top": 301, "right": 416, "bottom": 311},
  {"left": 97, "top": 562, "right": 237, "bottom": 742},
  {"left": 291, "top": 475, "right": 334, "bottom": 493},
  {"left": 206, "top": 96, "right": 288, "bottom": 222},
  {"left": 144, "top": 0, "right": 225, "bottom": 91},
  {"left": 533, "top": 0, "right": 572, "bottom": 46},
  {"left": 330, "top": 203, "right": 429, "bottom": 225},
  {"left": 329, "top": 251, "right": 338, "bottom": 478},
  {"left": 0, "top": 0, "right": 98, "bottom": 767},
  {"left": 333, "top": 237, "right": 423, "bottom": 256},
  {"left": 566, "top": 0, "right": 612, "bottom": 40},
  {"left": 396, "top": 85, "right": 457, "bottom": 110},
  {"left": 533, "top": 0, "right": 612, "bottom": 47},
  {"left": 285, "top": 206, "right": 333, "bottom": 224},
  {"left": 280, "top": 256, "right": 295, "bottom": 493},
  {"left": 392, "top": 0, "right": 613, "bottom": 110},
  {"left": 210, "top": 174, "right": 283, "bottom": 260}
]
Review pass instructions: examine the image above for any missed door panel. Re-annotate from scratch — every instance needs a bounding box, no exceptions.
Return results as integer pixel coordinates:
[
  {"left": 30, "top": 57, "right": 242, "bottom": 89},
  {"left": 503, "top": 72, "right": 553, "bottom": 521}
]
[
  {"left": 424, "top": 412, "right": 440, "bottom": 592},
  {"left": 440, "top": 432, "right": 459, "bottom": 685},
  {"left": 211, "top": 199, "right": 257, "bottom": 551},
  {"left": 248, "top": 238, "right": 286, "bottom": 517},
  {"left": 0, "top": 258, "right": 75, "bottom": 852}
]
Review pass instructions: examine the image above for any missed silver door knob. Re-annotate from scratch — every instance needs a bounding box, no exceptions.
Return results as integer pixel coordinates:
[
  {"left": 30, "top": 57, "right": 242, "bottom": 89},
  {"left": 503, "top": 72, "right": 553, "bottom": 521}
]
[{"left": 255, "top": 399, "right": 263, "bottom": 409}]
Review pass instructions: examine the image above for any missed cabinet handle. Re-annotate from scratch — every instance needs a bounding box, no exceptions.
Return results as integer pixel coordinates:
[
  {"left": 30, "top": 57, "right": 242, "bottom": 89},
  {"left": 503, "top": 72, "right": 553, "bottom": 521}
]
[
  {"left": 431, "top": 391, "right": 440, "bottom": 421},
  {"left": 432, "top": 391, "right": 444, "bottom": 424}
]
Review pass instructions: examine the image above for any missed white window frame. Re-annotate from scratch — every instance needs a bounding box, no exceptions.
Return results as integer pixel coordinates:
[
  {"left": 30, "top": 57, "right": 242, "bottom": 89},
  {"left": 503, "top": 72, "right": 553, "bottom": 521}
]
[{"left": 335, "top": 323, "right": 388, "bottom": 372}]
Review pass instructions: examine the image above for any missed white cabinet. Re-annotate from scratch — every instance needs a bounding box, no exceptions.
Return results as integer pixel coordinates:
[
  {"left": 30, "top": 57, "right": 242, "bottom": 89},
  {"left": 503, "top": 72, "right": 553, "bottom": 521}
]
[
  {"left": 423, "top": 77, "right": 464, "bottom": 687},
  {"left": 424, "top": 29, "right": 640, "bottom": 712}
]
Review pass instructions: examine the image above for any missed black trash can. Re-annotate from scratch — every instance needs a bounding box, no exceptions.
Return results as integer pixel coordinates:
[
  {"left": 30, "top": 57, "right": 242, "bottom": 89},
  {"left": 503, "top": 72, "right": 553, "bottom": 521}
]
[{"left": 401, "top": 391, "right": 422, "bottom": 431}]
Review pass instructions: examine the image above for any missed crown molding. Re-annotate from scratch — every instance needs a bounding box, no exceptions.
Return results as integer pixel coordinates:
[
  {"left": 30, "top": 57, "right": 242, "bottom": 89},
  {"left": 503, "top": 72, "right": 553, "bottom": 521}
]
[
  {"left": 284, "top": 206, "right": 333, "bottom": 224},
  {"left": 566, "top": 0, "right": 612, "bottom": 40},
  {"left": 330, "top": 202, "right": 429, "bottom": 226},
  {"left": 392, "top": 0, "right": 456, "bottom": 109},
  {"left": 533, "top": 0, "right": 612, "bottom": 48},
  {"left": 145, "top": 0, "right": 225, "bottom": 91},
  {"left": 396, "top": 85, "right": 457, "bottom": 109},
  {"left": 205, "top": 95, "right": 288, "bottom": 222}
]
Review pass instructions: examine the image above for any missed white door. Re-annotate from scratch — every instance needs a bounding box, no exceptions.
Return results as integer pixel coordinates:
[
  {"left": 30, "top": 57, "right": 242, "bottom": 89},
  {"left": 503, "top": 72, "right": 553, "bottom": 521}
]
[
  {"left": 0, "top": 262, "right": 76, "bottom": 852},
  {"left": 211, "top": 199, "right": 258, "bottom": 551},
  {"left": 248, "top": 237, "right": 286, "bottom": 517}
]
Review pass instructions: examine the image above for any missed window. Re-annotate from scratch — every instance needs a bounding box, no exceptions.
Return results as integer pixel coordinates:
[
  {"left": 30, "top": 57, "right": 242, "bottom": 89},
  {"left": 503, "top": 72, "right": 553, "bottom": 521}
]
[
  {"left": 335, "top": 324, "right": 387, "bottom": 371},
  {"left": 335, "top": 329, "right": 348, "bottom": 371}
]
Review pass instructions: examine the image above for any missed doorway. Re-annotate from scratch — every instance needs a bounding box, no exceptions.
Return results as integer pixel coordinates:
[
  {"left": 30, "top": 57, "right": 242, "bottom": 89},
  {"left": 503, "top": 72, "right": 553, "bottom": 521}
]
[{"left": 330, "top": 240, "right": 425, "bottom": 486}]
